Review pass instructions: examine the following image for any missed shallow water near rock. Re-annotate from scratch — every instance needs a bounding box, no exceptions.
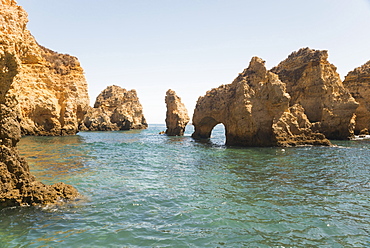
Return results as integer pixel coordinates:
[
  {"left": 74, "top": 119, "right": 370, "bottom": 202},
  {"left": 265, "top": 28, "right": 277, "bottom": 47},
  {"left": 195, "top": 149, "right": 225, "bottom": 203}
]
[{"left": 1, "top": 124, "right": 370, "bottom": 247}]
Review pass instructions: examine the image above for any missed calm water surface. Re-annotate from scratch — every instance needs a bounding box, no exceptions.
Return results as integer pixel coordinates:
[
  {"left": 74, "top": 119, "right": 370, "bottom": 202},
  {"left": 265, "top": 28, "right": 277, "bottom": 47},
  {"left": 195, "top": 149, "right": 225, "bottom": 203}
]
[{"left": 1, "top": 124, "right": 370, "bottom": 247}]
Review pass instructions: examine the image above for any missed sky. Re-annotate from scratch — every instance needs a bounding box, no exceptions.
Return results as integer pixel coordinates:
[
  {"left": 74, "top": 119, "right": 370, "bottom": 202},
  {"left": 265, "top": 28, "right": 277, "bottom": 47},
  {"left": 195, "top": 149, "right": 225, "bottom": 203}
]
[{"left": 16, "top": 0, "right": 370, "bottom": 124}]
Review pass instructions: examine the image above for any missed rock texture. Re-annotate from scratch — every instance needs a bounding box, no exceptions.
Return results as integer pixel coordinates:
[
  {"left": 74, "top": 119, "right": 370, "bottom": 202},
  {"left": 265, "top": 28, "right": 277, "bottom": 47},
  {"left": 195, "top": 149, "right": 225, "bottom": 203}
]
[
  {"left": 2, "top": 4, "right": 90, "bottom": 137},
  {"left": 271, "top": 48, "right": 358, "bottom": 140},
  {"left": 343, "top": 61, "right": 370, "bottom": 134},
  {"left": 192, "top": 57, "right": 331, "bottom": 147},
  {"left": 82, "top": 85, "right": 148, "bottom": 131},
  {"left": 273, "top": 104, "right": 331, "bottom": 147},
  {"left": 0, "top": 0, "right": 78, "bottom": 208},
  {"left": 14, "top": 45, "right": 90, "bottom": 136},
  {"left": 0, "top": 0, "right": 90, "bottom": 137},
  {"left": 165, "top": 89, "right": 190, "bottom": 136},
  {"left": 1, "top": 8, "right": 90, "bottom": 137}
]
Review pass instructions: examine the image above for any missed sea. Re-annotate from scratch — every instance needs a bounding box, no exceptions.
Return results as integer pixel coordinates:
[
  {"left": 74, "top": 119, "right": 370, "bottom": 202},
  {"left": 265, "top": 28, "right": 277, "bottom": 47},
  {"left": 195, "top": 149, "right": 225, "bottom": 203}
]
[{"left": 1, "top": 124, "right": 370, "bottom": 247}]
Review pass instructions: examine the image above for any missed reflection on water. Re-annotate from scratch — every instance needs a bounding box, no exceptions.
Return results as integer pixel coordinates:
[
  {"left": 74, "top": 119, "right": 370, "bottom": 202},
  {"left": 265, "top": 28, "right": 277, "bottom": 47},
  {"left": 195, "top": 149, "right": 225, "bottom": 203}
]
[
  {"left": 2, "top": 125, "right": 370, "bottom": 247},
  {"left": 18, "top": 135, "right": 91, "bottom": 184}
]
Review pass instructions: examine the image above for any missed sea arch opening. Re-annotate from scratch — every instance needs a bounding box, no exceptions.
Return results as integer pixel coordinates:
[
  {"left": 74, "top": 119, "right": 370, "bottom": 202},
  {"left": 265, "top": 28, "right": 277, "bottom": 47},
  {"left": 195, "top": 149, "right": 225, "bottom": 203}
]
[
  {"left": 210, "top": 123, "right": 226, "bottom": 146},
  {"left": 192, "top": 116, "right": 227, "bottom": 145}
]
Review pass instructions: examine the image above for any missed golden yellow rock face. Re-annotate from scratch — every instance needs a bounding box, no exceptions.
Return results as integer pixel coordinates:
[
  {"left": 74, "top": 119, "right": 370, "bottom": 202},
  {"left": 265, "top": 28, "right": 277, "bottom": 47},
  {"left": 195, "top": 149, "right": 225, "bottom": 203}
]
[
  {"left": 343, "top": 61, "right": 370, "bottom": 134},
  {"left": 271, "top": 48, "right": 358, "bottom": 140},
  {"left": 192, "top": 57, "right": 331, "bottom": 147},
  {"left": 82, "top": 85, "right": 147, "bottom": 131},
  {"left": 0, "top": 0, "right": 78, "bottom": 208},
  {"left": 14, "top": 45, "right": 90, "bottom": 136},
  {"left": 0, "top": 0, "right": 89, "bottom": 136},
  {"left": 165, "top": 89, "right": 190, "bottom": 136}
]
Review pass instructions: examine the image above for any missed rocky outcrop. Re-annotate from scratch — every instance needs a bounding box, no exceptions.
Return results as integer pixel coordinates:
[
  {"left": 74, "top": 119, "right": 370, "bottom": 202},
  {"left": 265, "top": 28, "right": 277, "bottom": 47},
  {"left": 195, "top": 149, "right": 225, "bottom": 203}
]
[
  {"left": 14, "top": 46, "right": 89, "bottom": 136},
  {"left": 271, "top": 48, "right": 358, "bottom": 140},
  {"left": 82, "top": 85, "right": 148, "bottom": 131},
  {"left": 0, "top": 0, "right": 78, "bottom": 208},
  {"left": 2, "top": 2, "right": 90, "bottom": 136},
  {"left": 192, "top": 57, "right": 331, "bottom": 147},
  {"left": 16, "top": 46, "right": 90, "bottom": 136},
  {"left": 0, "top": 0, "right": 90, "bottom": 137},
  {"left": 343, "top": 61, "right": 370, "bottom": 134},
  {"left": 273, "top": 104, "right": 331, "bottom": 147},
  {"left": 165, "top": 89, "right": 190, "bottom": 136},
  {"left": 1, "top": 11, "right": 90, "bottom": 137}
]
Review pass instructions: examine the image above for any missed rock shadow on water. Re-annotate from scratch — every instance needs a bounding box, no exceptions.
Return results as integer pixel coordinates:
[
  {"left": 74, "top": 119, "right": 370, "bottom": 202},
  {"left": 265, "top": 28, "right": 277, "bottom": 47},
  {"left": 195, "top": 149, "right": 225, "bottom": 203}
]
[{"left": 18, "top": 135, "right": 91, "bottom": 184}]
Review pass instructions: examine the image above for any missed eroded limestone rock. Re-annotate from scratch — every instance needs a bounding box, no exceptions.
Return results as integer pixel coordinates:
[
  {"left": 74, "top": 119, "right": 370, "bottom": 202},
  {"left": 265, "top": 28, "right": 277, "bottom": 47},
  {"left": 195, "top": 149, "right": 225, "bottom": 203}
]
[
  {"left": 271, "top": 48, "right": 358, "bottom": 140},
  {"left": 82, "top": 85, "right": 147, "bottom": 131},
  {"left": 0, "top": 0, "right": 89, "bottom": 136},
  {"left": 343, "top": 61, "right": 370, "bottom": 134},
  {"left": 2, "top": 7, "right": 90, "bottom": 137},
  {"left": 0, "top": 0, "right": 78, "bottom": 208},
  {"left": 273, "top": 104, "right": 331, "bottom": 147},
  {"left": 192, "top": 57, "right": 331, "bottom": 147},
  {"left": 165, "top": 89, "right": 190, "bottom": 136}
]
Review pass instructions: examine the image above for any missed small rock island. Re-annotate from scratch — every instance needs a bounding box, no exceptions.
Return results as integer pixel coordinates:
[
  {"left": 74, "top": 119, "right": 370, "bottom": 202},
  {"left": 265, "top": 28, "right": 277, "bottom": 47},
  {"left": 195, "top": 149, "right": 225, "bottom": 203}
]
[{"left": 81, "top": 85, "right": 148, "bottom": 131}]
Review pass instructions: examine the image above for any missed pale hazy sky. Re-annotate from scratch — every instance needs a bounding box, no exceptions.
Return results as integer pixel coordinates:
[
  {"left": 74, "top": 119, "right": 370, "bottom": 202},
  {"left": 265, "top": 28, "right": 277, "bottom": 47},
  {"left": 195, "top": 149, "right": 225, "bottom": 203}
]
[{"left": 17, "top": 0, "right": 370, "bottom": 124}]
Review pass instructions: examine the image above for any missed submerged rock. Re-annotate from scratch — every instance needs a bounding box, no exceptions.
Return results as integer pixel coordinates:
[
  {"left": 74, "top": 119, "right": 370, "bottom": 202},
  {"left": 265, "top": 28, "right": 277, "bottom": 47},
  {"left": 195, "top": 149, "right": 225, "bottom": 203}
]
[
  {"left": 0, "top": 0, "right": 78, "bottom": 208},
  {"left": 165, "top": 89, "right": 190, "bottom": 136},
  {"left": 82, "top": 85, "right": 148, "bottom": 131},
  {"left": 192, "top": 57, "right": 331, "bottom": 147},
  {"left": 343, "top": 61, "right": 370, "bottom": 134},
  {"left": 271, "top": 48, "right": 358, "bottom": 140}
]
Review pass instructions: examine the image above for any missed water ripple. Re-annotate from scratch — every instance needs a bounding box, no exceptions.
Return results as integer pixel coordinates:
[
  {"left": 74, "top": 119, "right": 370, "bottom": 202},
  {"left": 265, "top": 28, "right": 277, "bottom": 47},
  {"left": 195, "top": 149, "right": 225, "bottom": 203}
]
[{"left": 1, "top": 125, "right": 368, "bottom": 247}]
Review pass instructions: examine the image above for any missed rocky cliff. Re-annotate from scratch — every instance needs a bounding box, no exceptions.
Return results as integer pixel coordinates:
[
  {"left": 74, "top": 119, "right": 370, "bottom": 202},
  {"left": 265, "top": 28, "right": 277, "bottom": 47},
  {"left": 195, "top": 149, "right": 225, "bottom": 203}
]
[
  {"left": 343, "top": 61, "right": 370, "bottom": 134},
  {"left": 165, "top": 89, "right": 190, "bottom": 136},
  {"left": 271, "top": 48, "right": 358, "bottom": 140},
  {"left": 0, "top": 0, "right": 78, "bottom": 208},
  {"left": 2, "top": 2, "right": 90, "bottom": 136},
  {"left": 0, "top": 0, "right": 90, "bottom": 136},
  {"left": 192, "top": 57, "right": 331, "bottom": 147},
  {"left": 14, "top": 45, "right": 90, "bottom": 136},
  {"left": 82, "top": 85, "right": 147, "bottom": 131}
]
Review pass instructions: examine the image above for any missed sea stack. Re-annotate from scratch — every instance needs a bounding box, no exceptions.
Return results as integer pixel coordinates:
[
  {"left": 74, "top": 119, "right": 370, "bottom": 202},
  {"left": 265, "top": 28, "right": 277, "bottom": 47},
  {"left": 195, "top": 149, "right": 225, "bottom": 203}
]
[
  {"left": 0, "top": 0, "right": 78, "bottom": 208},
  {"left": 82, "top": 85, "right": 148, "bottom": 131},
  {"left": 192, "top": 56, "right": 331, "bottom": 147},
  {"left": 343, "top": 61, "right": 370, "bottom": 134},
  {"left": 271, "top": 48, "right": 358, "bottom": 140},
  {"left": 165, "top": 89, "right": 190, "bottom": 136}
]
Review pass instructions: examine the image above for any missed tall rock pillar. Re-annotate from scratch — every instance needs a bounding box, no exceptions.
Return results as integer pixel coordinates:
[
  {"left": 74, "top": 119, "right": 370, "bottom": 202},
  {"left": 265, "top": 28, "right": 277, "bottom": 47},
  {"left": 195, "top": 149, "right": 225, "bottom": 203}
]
[{"left": 165, "top": 89, "right": 190, "bottom": 136}]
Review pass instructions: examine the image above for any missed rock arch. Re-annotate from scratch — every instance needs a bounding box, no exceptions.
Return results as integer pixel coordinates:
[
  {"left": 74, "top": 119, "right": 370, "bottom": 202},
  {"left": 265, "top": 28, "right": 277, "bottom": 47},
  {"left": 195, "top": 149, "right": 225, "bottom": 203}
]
[
  {"left": 192, "top": 116, "right": 223, "bottom": 140},
  {"left": 192, "top": 57, "right": 331, "bottom": 147}
]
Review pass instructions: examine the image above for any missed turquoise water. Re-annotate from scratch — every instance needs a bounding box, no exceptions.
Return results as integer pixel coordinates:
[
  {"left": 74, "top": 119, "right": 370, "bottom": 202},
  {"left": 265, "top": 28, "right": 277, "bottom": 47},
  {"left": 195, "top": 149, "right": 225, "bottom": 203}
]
[{"left": 1, "top": 124, "right": 370, "bottom": 247}]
